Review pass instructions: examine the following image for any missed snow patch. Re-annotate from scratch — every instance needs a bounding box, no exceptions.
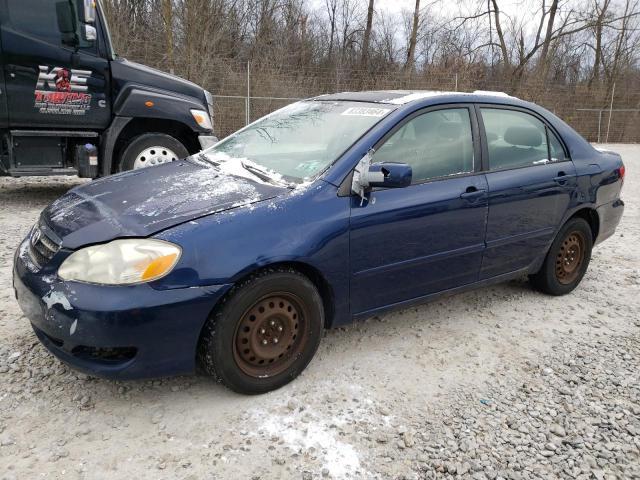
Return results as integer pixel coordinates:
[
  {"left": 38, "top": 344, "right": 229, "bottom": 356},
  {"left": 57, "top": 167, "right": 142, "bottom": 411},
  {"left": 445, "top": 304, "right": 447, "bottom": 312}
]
[
  {"left": 253, "top": 410, "right": 362, "bottom": 478},
  {"left": 42, "top": 291, "right": 72, "bottom": 311}
]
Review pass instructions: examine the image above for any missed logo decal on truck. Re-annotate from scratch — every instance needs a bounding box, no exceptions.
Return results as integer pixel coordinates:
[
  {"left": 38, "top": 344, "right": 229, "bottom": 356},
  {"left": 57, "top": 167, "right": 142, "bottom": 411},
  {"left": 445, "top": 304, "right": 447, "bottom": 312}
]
[{"left": 34, "top": 66, "right": 92, "bottom": 116}]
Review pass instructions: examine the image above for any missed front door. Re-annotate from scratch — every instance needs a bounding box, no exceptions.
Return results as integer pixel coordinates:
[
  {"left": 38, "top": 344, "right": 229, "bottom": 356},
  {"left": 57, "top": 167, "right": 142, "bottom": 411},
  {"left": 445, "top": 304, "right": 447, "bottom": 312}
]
[
  {"left": 349, "top": 106, "right": 489, "bottom": 315},
  {"left": 478, "top": 106, "right": 578, "bottom": 279},
  {"left": 0, "top": 0, "right": 111, "bottom": 129}
]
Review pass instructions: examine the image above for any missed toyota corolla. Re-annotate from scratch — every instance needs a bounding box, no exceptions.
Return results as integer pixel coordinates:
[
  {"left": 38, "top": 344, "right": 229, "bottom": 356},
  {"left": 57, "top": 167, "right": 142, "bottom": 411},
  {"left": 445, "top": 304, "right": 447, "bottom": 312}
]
[{"left": 13, "top": 90, "right": 625, "bottom": 394}]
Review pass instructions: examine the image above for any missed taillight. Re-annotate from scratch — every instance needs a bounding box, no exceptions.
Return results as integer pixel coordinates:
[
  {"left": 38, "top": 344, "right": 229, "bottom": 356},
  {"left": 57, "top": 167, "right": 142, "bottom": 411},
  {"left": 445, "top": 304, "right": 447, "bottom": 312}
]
[{"left": 618, "top": 164, "right": 625, "bottom": 180}]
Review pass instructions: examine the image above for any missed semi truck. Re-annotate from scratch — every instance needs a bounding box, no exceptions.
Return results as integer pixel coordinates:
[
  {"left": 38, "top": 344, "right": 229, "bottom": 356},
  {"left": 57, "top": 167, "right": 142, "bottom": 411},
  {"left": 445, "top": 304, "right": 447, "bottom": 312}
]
[{"left": 0, "top": 0, "right": 216, "bottom": 178}]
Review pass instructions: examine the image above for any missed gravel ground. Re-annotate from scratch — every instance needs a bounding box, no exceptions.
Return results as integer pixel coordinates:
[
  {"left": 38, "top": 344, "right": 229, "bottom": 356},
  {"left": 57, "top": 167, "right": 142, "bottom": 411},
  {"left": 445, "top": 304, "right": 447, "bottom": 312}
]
[{"left": 0, "top": 144, "right": 638, "bottom": 480}]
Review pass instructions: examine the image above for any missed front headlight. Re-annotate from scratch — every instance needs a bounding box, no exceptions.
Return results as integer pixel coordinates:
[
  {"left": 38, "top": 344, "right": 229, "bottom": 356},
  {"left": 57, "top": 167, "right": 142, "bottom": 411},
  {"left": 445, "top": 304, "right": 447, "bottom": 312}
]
[
  {"left": 58, "top": 239, "right": 181, "bottom": 285},
  {"left": 191, "top": 109, "right": 213, "bottom": 131}
]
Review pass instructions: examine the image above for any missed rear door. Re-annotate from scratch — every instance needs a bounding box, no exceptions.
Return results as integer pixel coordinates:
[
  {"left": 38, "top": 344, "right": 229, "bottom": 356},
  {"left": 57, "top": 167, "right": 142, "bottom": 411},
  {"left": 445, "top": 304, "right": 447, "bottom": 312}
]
[
  {"left": 349, "top": 105, "right": 489, "bottom": 315},
  {"left": 478, "top": 106, "right": 577, "bottom": 279},
  {"left": 0, "top": 0, "right": 110, "bottom": 129}
]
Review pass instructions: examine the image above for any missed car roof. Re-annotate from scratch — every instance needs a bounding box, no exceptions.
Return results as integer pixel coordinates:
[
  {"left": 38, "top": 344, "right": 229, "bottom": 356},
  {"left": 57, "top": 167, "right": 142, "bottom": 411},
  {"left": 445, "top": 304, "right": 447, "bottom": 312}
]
[{"left": 313, "top": 89, "right": 524, "bottom": 107}]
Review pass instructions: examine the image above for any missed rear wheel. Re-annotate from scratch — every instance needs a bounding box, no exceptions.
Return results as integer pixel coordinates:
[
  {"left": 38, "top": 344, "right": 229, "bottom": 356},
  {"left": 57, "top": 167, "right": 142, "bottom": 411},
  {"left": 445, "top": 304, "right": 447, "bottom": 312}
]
[
  {"left": 198, "top": 268, "right": 324, "bottom": 394},
  {"left": 117, "top": 133, "right": 188, "bottom": 172},
  {"left": 529, "top": 218, "right": 593, "bottom": 295}
]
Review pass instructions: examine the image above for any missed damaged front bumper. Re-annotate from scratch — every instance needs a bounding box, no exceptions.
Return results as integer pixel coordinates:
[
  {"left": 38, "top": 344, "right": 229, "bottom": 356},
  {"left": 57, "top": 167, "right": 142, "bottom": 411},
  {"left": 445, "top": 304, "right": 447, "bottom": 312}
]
[{"left": 13, "top": 240, "right": 231, "bottom": 380}]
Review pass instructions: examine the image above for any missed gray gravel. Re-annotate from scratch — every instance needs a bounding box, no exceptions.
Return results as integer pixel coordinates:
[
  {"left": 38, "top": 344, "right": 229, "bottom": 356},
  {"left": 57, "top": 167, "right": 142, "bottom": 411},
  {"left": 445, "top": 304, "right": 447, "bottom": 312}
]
[{"left": 0, "top": 144, "right": 638, "bottom": 479}]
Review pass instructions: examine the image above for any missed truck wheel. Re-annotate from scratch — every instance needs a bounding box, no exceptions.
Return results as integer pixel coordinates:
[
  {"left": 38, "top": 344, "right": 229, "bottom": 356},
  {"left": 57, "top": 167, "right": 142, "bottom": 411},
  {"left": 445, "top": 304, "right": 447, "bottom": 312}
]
[
  {"left": 197, "top": 268, "right": 324, "bottom": 395},
  {"left": 118, "top": 133, "right": 189, "bottom": 172}
]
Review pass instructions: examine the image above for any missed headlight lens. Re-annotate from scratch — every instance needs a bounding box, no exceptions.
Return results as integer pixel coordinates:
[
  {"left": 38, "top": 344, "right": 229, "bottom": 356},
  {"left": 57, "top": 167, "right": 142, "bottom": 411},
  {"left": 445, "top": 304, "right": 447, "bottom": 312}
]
[
  {"left": 58, "top": 239, "right": 181, "bottom": 285},
  {"left": 191, "top": 109, "right": 213, "bottom": 131}
]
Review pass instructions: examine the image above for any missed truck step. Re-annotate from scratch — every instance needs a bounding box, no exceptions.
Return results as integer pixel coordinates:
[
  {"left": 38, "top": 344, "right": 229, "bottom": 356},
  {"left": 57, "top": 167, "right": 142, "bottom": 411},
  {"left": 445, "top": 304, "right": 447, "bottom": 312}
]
[{"left": 8, "top": 168, "right": 78, "bottom": 177}]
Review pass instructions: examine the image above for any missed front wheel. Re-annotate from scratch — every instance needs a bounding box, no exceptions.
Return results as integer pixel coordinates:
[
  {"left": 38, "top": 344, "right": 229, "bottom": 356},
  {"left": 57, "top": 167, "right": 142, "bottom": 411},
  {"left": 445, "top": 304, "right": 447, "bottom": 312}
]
[
  {"left": 529, "top": 217, "right": 593, "bottom": 295},
  {"left": 197, "top": 268, "right": 324, "bottom": 394},
  {"left": 117, "top": 133, "right": 189, "bottom": 172}
]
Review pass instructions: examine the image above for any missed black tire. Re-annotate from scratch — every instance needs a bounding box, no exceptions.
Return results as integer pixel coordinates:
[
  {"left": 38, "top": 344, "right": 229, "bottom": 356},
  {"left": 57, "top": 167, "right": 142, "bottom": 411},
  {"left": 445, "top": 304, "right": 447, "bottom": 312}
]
[
  {"left": 197, "top": 268, "right": 324, "bottom": 394},
  {"left": 117, "top": 133, "right": 189, "bottom": 172},
  {"left": 529, "top": 218, "right": 593, "bottom": 296}
]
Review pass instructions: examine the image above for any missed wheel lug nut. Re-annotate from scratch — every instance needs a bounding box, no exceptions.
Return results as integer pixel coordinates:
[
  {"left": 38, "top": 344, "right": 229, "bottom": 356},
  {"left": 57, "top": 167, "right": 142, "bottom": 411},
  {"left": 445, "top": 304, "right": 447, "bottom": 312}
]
[
  {"left": 273, "top": 338, "right": 279, "bottom": 344},
  {"left": 270, "top": 320, "right": 275, "bottom": 326},
  {"left": 261, "top": 339, "right": 268, "bottom": 345},
  {"left": 260, "top": 328, "right": 266, "bottom": 334},
  {"left": 277, "top": 326, "right": 283, "bottom": 332}
]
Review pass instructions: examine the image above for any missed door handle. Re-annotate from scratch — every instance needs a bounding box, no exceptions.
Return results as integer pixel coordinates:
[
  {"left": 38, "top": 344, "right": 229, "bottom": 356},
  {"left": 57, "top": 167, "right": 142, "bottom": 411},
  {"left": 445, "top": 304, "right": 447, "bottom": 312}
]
[
  {"left": 460, "top": 186, "right": 487, "bottom": 200},
  {"left": 553, "top": 171, "right": 574, "bottom": 185}
]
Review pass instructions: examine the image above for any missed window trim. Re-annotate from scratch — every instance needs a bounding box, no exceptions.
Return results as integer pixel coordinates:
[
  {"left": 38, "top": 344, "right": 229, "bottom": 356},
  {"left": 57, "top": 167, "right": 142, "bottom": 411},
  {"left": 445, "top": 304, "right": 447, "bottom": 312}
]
[
  {"left": 371, "top": 103, "right": 482, "bottom": 187},
  {"left": 474, "top": 104, "right": 571, "bottom": 174}
]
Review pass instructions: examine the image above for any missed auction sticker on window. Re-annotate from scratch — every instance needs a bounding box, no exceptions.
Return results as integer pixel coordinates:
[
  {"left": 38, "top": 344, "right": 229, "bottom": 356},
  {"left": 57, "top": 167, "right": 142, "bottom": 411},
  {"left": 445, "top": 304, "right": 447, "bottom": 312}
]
[{"left": 341, "top": 107, "right": 391, "bottom": 117}]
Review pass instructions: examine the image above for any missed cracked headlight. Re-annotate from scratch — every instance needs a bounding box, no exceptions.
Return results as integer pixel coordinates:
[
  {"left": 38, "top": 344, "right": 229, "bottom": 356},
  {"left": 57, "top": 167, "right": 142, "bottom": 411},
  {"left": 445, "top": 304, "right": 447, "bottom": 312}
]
[{"left": 58, "top": 239, "right": 181, "bottom": 285}]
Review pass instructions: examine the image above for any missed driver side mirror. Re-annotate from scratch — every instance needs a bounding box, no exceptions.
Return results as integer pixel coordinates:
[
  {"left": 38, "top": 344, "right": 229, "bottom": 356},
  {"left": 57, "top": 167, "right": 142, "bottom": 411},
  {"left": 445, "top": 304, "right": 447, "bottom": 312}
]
[
  {"left": 56, "top": 0, "right": 97, "bottom": 48},
  {"left": 366, "top": 163, "right": 413, "bottom": 188},
  {"left": 56, "top": 1, "right": 77, "bottom": 46},
  {"left": 352, "top": 151, "right": 412, "bottom": 201}
]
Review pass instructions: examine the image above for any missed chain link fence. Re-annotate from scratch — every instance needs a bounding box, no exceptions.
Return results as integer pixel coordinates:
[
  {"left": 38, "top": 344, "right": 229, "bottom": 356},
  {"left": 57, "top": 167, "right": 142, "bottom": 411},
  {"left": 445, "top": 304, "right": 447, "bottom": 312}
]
[{"left": 205, "top": 62, "right": 640, "bottom": 142}]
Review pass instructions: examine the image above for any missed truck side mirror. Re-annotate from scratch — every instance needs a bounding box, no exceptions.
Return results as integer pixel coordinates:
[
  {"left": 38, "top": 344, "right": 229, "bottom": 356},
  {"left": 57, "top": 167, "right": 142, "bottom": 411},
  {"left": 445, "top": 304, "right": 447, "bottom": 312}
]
[
  {"left": 56, "top": 1, "right": 77, "bottom": 46},
  {"left": 82, "top": 0, "right": 97, "bottom": 23},
  {"left": 82, "top": 24, "right": 97, "bottom": 42}
]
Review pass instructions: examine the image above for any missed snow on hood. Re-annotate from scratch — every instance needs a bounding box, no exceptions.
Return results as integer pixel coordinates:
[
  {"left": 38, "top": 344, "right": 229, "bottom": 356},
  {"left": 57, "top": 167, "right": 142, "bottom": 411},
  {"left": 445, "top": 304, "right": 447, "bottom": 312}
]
[{"left": 42, "top": 160, "right": 289, "bottom": 249}]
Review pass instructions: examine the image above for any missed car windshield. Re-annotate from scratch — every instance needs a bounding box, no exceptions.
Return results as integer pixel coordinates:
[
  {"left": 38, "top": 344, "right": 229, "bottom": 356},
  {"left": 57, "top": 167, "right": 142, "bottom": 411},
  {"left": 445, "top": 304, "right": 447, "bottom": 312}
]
[{"left": 201, "top": 101, "right": 394, "bottom": 184}]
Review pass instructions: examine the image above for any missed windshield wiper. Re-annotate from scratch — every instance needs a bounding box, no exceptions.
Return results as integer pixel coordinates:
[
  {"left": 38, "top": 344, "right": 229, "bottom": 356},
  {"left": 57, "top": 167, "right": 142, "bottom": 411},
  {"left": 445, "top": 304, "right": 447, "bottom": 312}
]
[
  {"left": 241, "top": 161, "right": 291, "bottom": 187},
  {"left": 195, "top": 153, "right": 221, "bottom": 167}
]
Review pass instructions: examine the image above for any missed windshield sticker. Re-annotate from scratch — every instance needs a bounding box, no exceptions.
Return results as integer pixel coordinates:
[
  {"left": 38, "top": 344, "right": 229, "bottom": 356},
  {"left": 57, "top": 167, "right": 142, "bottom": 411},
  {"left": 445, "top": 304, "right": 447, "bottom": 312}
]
[
  {"left": 341, "top": 107, "right": 390, "bottom": 117},
  {"left": 34, "top": 66, "right": 92, "bottom": 116}
]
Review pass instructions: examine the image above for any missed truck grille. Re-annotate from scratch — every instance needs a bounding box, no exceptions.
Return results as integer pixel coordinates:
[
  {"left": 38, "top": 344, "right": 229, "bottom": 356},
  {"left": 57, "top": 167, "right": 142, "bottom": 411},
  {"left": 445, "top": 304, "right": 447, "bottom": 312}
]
[{"left": 28, "top": 224, "right": 60, "bottom": 268}]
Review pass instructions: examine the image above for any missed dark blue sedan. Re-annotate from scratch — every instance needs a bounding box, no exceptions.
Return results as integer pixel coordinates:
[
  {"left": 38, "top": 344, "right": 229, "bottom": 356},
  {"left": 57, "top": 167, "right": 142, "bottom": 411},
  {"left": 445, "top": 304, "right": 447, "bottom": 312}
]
[{"left": 13, "top": 90, "right": 625, "bottom": 394}]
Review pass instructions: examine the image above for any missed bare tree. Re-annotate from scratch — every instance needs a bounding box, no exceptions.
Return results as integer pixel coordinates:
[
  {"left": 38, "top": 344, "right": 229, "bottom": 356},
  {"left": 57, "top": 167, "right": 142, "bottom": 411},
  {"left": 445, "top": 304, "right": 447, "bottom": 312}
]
[
  {"left": 405, "top": 0, "right": 421, "bottom": 71},
  {"left": 361, "top": 0, "right": 375, "bottom": 67}
]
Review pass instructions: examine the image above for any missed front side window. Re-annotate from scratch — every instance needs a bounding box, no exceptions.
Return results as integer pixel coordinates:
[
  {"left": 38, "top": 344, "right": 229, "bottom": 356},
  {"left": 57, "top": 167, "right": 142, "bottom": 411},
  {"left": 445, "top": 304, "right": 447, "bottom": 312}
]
[
  {"left": 5, "top": 0, "right": 97, "bottom": 53},
  {"left": 6, "top": 0, "right": 61, "bottom": 44},
  {"left": 481, "top": 108, "right": 565, "bottom": 170},
  {"left": 205, "top": 101, "right": 393, "bottom": 183},
  {"left": 372, "top": 108, "right": 474, "bottom": 184}
]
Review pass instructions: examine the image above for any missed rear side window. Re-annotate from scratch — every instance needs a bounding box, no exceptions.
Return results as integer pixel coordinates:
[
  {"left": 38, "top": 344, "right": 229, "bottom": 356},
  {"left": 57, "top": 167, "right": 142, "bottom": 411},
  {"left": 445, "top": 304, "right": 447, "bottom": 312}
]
[
  {"left": 372, "top": 108, "right": 474, "bottom": 183},
  {"left": 481, "top": 108, "right": 565, "bottom": 170}
]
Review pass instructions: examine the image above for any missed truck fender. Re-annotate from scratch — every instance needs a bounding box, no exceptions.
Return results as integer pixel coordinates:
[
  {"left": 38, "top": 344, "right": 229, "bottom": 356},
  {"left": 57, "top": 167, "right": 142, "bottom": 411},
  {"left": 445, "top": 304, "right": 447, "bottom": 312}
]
[
  {"left": 113, "top": 85, "right": 208, "bottom": 133},
  {"left": 100, "top": 116, "right": 132, "bottom": 177}
]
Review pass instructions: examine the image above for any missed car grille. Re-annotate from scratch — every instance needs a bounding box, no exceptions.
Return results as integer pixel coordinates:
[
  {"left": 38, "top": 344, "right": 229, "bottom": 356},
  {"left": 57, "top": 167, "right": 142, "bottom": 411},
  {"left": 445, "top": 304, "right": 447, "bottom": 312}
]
[{"left": 27, "top": 224, "right": 60, "bottom": 269}]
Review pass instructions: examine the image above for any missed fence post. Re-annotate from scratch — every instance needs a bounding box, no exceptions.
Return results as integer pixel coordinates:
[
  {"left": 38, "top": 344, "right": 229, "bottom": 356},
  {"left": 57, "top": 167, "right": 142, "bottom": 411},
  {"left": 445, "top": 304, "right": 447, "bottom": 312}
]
[
  {"left": 597, "top": 110, "right": 602, "bottom": 144},
  {"left": 245, "top": 61, "right": 251, "bottom": 126},
  {"left": 605, "top": 82, "right": 615, "bottom": 143},
  {"left": 455, "top": 73, "right": 458, "bottom": 92}
]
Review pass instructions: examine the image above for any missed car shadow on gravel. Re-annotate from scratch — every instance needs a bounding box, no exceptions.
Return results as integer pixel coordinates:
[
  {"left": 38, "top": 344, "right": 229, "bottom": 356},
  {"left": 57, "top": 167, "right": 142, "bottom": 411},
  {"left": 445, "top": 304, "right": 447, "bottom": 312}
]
[{"left": 3, "top": 275, "right": 544, "bottom": 411}]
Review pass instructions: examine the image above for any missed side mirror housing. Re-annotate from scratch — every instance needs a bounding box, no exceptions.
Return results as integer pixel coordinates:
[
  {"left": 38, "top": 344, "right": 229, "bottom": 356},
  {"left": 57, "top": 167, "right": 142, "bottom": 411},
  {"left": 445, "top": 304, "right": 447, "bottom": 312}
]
[
  {"left": 82, "top": 0, "right": 97, "bottom": 23},
  {"left": 351, "top": 151, "right": 412, "bottom": 202},
  {"left": 367, "top": 163, "right": 412, "bottom": 189},
  {"left": 82, "top": 24, "right": 97, "bottom": 42},
  {"left": 56, "top": 1, "right": 77, "bottom": 46}
]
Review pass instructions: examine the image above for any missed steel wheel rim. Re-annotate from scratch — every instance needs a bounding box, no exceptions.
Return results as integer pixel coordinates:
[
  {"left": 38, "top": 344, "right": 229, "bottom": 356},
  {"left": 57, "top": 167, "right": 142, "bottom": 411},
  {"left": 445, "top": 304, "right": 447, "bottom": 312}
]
[
  {"left": 555, "top": 230, "right": 586, "bottom": 285},
  {"left": 233, "top": 293, "right": 308, "bottom": 378},
  {"left": 133, "top": 146, "right": 178, "bottom": 169}
]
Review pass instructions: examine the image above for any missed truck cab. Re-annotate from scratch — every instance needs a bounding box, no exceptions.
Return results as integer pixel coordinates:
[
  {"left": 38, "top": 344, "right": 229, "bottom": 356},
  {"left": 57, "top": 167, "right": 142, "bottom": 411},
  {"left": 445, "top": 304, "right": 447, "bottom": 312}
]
[{"left": 0, "top": 0, "right": 216, "bottom": 178}]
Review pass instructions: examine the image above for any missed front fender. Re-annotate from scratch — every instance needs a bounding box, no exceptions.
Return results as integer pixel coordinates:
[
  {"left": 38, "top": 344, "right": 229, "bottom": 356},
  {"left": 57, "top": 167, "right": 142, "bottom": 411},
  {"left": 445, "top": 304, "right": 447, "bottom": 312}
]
[{"left": 113, "top": 85, "right": 210, "bottom": 133}]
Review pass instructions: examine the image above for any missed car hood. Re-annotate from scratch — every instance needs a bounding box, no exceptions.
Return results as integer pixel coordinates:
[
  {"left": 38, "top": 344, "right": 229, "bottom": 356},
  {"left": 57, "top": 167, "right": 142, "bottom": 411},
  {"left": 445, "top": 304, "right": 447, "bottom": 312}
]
[{"left": 42, "top": 160, "right": 288, "bottom": 249}]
